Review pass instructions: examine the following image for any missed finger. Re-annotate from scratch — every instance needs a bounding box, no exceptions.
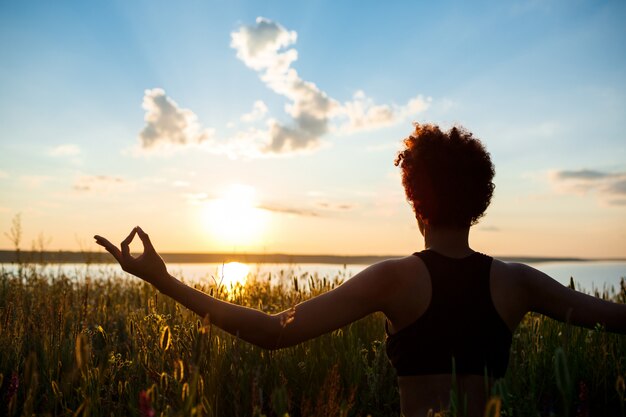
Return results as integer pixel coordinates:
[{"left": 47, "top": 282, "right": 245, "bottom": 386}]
[
  {"left": 136, "top": 226, "right": 156, "bottom": 253},
  {"left": 120, "top": 227, "right": 138, "bottom": 259},
  {"left": 94, "top": 235, "right": 123, "bottom": 262}
]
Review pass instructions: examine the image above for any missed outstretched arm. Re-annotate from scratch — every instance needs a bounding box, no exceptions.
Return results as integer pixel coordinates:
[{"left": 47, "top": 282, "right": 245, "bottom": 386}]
[
  {"left": 95, "top": 227, "right": 395, "bottom": 349},
  {"left": 516, "top": 263, "right": 626, "bottom": 333}
]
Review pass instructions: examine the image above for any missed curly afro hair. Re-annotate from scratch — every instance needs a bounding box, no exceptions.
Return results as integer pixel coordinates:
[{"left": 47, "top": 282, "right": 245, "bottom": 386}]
[{"left": 394, "top": 124, "right": 495, "bottom": 228}]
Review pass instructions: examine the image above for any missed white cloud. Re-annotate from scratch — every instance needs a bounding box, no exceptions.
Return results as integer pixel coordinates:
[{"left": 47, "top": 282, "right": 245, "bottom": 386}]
[
  {"left": 138, "top": 88, "right": 214, "bottom": 150},
  {"left": 230, "top": 17, "right": 338, "bottom": 153},
  {"left": 133, "top": 18, "right": 429, "bottom": 158},
  {"left": 230, "top": 17, "right": 298, "bottom": 72},
  {"left": 335, "top": 91, "right": 430, "bottom": 134},
  {"left": 338, "top": 91, "right": 394, "bottom": 132},
  {"left": 229, "top": 17, "right": 429, "bottom": 154},
  {"left": 0, "top": 170, "right": 8, "bottom": 179},
  {"left": 49, "top": 144, "right": 81, "bottom": 157}
]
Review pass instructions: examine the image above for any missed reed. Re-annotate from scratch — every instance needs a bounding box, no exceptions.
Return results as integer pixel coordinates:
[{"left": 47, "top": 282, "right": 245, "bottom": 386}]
[{"left": 0, "top": 264, "right": 624, "bottom": 416}]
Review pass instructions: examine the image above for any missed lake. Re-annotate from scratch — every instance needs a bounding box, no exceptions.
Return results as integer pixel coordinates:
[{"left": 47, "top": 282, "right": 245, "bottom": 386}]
[{"left": 3, "top": 260, "right": 624, "bottom": 294}]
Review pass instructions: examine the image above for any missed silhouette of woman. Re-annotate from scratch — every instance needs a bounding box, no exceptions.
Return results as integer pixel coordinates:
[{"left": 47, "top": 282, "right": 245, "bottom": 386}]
[{"left": 95, "top": 124, "right": 626, "bottom": 416}]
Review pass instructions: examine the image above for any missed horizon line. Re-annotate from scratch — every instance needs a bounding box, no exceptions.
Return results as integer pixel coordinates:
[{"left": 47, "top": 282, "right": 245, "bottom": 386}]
[{"left": 0, "top": 250, "right": 624, "bottom": 265}]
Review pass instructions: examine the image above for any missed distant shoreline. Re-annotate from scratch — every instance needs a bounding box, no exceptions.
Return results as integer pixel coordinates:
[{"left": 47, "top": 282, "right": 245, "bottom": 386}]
[{"left": 0, "top": 250, "right": 624, "bottom": 265}]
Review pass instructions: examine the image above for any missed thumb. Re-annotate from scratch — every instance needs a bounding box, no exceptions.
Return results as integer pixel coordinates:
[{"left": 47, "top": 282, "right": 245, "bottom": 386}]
[{"left": 94, "top": 235, "right": 123, "bottom": 263}]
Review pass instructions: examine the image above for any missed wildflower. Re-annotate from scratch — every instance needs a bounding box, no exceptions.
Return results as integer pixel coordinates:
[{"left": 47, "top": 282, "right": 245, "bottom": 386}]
[
  {"left": 96, "top": 325, "right": 107, "bottom": 342},
  {"left": 159, "top": 372, "right": 168, "bottom": 391},
  {"left": 139, "top": 390, "right": 155, "bottom": 417},
  {"left": 159, "top": 326, "right": 171, "bottom": 351},
  {"left": 174, "top": 359, "right": 185, "bottom": 382},
  {"left": 181, "top": 382, "right": 190, "bottom": 401}
]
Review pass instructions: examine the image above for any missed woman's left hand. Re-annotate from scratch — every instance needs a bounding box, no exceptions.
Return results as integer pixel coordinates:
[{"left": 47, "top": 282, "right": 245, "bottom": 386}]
[{"left": 94, "top": 227, "right": 170, "bottom": 288}]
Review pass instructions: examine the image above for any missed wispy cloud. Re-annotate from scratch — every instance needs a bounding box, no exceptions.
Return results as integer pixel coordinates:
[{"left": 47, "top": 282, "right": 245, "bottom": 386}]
[
  {"left": 49, "top": 144, "right": 81, "bottom": 157},
  {"left": 259, "top": 199, "right": 355, "bottom": 217},
  {"left": 550, "top": 168, "right": 626, "bottom": 206},
  {"left": 184, "top": 192, "right": 213, "bottom": 204},
  {"left": 315, "top": 201, "right": 354, "bottom": 211},
  {"left": 258, "top": 204, "right": 321, "bottom": 217},
  {"left": 554, "top": 169, "right": 613, "bottom": 181},
  {"left": 134, "top": 18, "right": 429, "bottom": 158},
  {"left": 73, "top": 175, "right": 126, "bottom": 193}
]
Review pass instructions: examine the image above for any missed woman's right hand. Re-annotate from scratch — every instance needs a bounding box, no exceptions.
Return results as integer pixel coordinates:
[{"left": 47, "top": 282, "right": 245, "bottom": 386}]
[{"left": 94, "top": 226, "right": 170, "bottom": 289}]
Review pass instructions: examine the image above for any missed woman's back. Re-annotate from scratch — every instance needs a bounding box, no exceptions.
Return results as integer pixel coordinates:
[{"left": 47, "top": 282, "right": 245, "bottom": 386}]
[
  {"left": 386, "top": 250, "right": 512, "bottom": 377},
  {"left": 383, "top": 249, "right": 528, "bottom": 415}
]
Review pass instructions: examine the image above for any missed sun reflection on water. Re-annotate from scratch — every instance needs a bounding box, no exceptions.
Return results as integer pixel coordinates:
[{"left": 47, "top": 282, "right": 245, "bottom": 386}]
[{"left": 218, "top": 262, "right": 250, "bottom": 288}]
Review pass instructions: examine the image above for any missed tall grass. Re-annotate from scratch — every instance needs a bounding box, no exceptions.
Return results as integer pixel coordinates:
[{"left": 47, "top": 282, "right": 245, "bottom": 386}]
[{"left": 0, "top": 264, "right": 624, "bottom": 416}]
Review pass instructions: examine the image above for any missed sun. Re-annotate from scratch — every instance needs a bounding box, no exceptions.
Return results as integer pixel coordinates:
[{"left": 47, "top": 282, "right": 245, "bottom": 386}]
[{"left": 202, "top": 184, "right": 268, "bottom": 247}]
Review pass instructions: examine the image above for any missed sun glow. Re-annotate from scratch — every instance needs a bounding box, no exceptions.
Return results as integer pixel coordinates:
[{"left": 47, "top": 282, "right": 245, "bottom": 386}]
[
  {"left": 203, "top": 184, "right": 268, "bottom": 247},
  {"left": 218, "top": 262, "right": 250, "bottom": 288}
]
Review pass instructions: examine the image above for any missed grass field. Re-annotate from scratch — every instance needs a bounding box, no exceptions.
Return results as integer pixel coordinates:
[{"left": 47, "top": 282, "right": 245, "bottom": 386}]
[{"left": 0, "top": 263, "right": 625, "bottom": 416}]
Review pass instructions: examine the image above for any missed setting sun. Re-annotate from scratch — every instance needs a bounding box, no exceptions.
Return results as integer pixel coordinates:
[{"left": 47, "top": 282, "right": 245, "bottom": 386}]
[{"left": 202, "top": 185, "right": 268, "bottom": 247}]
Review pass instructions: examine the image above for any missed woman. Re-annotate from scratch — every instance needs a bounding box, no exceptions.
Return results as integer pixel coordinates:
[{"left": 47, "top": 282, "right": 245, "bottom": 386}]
[{"left": 95, "top": 124, "right": 626, "bottom": 416}]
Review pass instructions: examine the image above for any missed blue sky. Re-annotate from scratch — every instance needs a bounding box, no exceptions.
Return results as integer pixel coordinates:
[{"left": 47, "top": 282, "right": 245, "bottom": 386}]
[{"left": 1, "top": 0, "right": 625, "bottom": 257}]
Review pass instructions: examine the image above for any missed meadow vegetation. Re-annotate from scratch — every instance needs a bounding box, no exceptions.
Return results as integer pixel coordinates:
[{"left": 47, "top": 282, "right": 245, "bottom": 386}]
[{"left": 0, "top": 262, "right": 625, "bottom": 417}]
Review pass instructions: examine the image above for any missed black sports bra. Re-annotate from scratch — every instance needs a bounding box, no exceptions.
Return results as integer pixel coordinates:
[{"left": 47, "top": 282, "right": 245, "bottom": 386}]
[{"left": 385, "top": 250, "right": 512, "bottom": 377}]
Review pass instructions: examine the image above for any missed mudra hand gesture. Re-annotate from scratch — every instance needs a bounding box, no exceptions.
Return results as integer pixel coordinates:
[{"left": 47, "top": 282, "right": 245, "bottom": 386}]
[{"left": 94, "top": 227, "right": 169, "bottom": 287}]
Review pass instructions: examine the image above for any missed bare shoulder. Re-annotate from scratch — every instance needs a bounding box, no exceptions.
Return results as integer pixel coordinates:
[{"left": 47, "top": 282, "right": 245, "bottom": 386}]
[
  {"left": 376, "top": 254, "right": 428, "bottom": 286},
  {"left": 493, "top": 260, "right": 556, "bottom": 291},
  {"left": 491, "top": 258, "right": 525, "bottom": 276},
  {"left": 489, "top": 259, "right": 537, "bottom": 330},
  {"left": 490, "top": 259, "right": 527, "bottom": 287},
  {"left": 386, "top": 254, "right": 425, "bottom": 270},
  {"left": 352, "top": 255, "right": 423, "bottom": 295},
  {"left": 489, "top": 259, "right": 558, "bottom": 312},
  {"left": 341, "top": 255, "right": 420, "bottom": 297}
]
